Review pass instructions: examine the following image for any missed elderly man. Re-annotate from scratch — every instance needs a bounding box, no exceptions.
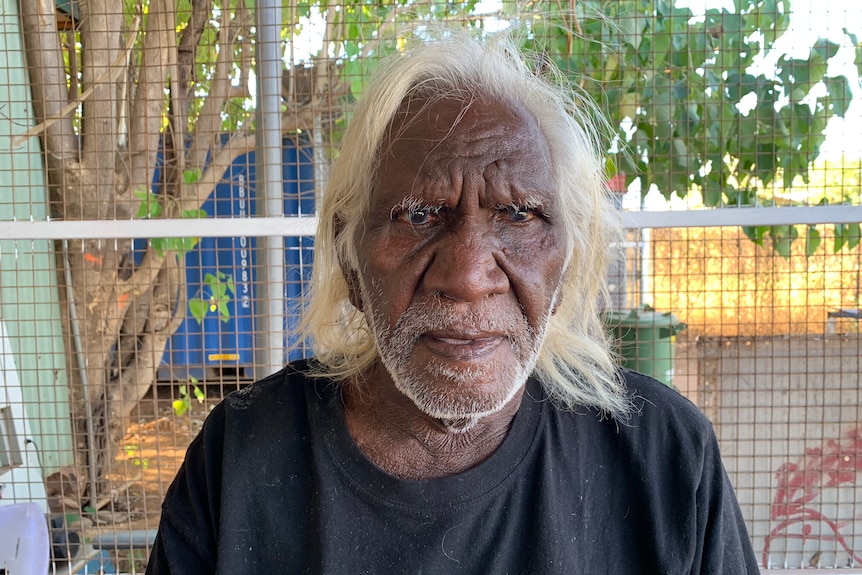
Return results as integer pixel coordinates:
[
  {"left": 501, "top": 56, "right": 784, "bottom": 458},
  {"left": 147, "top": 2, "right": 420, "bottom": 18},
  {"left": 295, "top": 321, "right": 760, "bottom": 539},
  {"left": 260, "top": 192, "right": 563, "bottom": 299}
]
[{"left": 147, "top": 31, "right": 759, "bottom": 574}]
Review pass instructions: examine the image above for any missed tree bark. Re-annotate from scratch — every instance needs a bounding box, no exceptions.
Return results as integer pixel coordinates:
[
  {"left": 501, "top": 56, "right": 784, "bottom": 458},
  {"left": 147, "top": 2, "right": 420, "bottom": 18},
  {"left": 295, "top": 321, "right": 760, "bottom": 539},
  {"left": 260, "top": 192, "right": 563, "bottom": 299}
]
[
  {"left": 160, "top": 0, "right": 212, "bottom": 209},
  {"left": 19, "top": 0, "right": 78, "bottom": 202},
  {"left": 19, "top": 0, "right": 336, "bottom": 502}
]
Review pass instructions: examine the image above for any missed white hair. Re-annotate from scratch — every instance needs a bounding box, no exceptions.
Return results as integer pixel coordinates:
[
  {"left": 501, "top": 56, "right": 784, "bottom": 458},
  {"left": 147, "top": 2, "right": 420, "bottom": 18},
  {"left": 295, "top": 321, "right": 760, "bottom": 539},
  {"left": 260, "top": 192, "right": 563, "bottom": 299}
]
[{"left": 296, "top": 27, "right": 632, "bottom": 419}]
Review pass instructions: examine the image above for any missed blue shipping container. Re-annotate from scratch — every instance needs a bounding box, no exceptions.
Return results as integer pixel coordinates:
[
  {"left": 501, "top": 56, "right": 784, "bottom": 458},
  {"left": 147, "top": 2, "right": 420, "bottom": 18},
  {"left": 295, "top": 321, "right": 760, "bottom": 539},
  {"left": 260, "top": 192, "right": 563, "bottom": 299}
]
[{"left": 146, "top": 135, "right": 315, "bottom": 381}]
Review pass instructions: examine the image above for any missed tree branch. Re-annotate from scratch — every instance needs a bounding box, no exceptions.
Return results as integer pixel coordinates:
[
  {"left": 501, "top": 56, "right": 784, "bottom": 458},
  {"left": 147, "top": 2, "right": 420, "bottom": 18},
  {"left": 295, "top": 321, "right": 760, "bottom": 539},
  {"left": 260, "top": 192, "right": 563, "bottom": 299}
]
[
  {"left": 79, "top": 0, "right": 124, "bottom": 204},
  {"left": 18, "top": 0, "right": 78, "bottom": 185},
  {"left": 187, "top": 5, "right": 242, "bottom": 172},
  {"left": 166, "top": 0, "right": 214, "bottom": 196},
  {"left": 184, "top": 132, "right": 257, "bottom": 211},
  {"left": 127, "top": 0, "right": 172, "bottom": 199},
  {"left": 13, "top": 15, "right": 140, "bottom": 150}
]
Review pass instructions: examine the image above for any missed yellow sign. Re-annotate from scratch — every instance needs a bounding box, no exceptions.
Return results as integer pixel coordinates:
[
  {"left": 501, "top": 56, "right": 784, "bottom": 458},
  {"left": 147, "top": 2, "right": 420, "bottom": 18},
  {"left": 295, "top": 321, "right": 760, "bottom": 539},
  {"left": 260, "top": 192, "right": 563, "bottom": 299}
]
[{"left": 208, "top": 353, "right": 240, "bottom": 361}]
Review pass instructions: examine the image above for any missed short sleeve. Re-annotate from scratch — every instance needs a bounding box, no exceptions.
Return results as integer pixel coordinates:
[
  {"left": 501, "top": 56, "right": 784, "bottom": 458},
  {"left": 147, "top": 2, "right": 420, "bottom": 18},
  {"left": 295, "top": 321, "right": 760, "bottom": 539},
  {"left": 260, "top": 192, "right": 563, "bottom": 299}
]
[
  {"left": 693, "top": 430, "right": 761, "bottom": 574},
  {"left": 146, "top": 404, "right": 226, "bottom": 575}
]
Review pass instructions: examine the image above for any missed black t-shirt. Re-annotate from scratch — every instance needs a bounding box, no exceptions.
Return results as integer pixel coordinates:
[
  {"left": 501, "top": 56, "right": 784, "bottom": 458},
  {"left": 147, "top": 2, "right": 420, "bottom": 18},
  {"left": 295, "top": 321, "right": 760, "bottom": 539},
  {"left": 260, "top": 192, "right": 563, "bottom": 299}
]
[{"left": 147, "top": 360, "right": 760, "bottom": 574}]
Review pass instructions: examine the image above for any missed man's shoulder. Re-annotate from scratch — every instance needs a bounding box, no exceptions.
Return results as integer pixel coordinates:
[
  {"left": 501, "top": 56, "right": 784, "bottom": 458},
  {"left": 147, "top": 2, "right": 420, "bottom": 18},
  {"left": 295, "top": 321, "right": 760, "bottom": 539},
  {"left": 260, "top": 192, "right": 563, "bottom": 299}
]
[
  {"left": 204, "top": 358, "right": 337, "bottom": 433},
  {"left": 615, "top": 368, "right": 716, "bottom": 448},
  {"left": 544, "top": 369, "right": 715, "bottom": 451},
  {"left": 194, "top": 358, "right": 333, "bottom": 453},
  {"left": 622, "top": 369, "right": 704, "bottom": 415},
  {"left": 221, "top": 358, "right": 320, "bottom": 408}
]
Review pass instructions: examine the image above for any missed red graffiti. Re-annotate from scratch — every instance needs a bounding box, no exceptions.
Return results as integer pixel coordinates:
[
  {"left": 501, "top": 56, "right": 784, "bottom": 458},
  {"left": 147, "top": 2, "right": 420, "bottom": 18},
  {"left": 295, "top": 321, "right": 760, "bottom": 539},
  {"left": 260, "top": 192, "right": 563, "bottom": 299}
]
[
  {"left": 763, "top": 427, "right": 862, "bottom": 567},
  {"left": 83, "top": 252, "right": 104, "bottom": 267}
]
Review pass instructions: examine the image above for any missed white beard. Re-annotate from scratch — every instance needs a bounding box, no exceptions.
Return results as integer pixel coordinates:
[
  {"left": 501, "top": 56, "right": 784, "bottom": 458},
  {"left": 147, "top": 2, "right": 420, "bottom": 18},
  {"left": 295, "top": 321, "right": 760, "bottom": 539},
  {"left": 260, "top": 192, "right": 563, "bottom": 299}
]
[{"left": 361, "top": 280, "right": 552, "bottom": 431}]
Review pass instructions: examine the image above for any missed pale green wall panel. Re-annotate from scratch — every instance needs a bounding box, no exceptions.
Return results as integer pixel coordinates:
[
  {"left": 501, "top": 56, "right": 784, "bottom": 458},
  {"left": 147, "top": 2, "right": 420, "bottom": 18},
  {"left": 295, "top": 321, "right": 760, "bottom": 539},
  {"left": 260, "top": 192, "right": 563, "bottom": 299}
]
[{"left": 0, "top": 0, "right": 75, "bottom": 473}]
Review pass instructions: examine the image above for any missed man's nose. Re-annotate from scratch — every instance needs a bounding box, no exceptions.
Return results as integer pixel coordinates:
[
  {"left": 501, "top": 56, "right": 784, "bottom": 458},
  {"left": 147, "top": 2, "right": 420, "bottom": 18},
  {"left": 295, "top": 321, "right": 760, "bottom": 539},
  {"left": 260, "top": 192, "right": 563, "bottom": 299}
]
[{"left": 422, "top": 222, "right": 509, "bottom": 302}]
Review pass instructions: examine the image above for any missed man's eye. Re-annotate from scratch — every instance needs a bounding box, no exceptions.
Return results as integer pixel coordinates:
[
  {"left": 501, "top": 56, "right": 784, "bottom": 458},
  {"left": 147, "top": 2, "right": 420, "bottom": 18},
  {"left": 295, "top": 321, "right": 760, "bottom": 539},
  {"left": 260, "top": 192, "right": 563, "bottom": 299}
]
[
  {"left": 392, "top": 207, "right": 438, "bottom": 226},
  {"left": 406, "top": 209, "right": 432, "bottom": 225},
  {"left": 502, "top": 206, "right": 537, "bottom": 223}
]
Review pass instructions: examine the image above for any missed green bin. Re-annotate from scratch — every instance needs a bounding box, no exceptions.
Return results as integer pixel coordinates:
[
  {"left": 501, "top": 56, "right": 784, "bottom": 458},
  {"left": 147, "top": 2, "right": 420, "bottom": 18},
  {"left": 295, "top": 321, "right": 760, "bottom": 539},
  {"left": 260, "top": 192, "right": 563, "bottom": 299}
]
[{"left": 602, "top": 305, "right": 686, "bottom": 386}]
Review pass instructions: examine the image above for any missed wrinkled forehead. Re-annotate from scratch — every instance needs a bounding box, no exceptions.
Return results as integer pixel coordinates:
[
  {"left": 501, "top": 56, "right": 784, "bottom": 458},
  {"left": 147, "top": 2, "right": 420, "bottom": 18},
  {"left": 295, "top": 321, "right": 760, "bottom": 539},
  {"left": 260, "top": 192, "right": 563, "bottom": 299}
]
[
  {"left": 373, "top": 92, "right": 555, "bottom": 197},
  {"left": 383, "top": 92, "right": 543, "bottom": 155}
]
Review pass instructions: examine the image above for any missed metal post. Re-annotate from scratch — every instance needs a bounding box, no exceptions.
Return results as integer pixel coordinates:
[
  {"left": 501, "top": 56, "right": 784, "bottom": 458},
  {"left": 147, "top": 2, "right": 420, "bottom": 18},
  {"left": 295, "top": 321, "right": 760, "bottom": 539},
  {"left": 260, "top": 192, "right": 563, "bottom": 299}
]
[{"left": 255, "top": 0, "right": 285, "bottom": 379}]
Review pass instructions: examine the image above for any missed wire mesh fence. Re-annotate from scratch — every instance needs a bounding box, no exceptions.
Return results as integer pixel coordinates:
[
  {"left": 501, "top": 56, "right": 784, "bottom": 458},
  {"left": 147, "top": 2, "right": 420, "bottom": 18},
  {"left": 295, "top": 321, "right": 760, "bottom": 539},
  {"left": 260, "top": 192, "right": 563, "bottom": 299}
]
[{"left": 1, "top": 0, "right": 861, "bottom": 572}]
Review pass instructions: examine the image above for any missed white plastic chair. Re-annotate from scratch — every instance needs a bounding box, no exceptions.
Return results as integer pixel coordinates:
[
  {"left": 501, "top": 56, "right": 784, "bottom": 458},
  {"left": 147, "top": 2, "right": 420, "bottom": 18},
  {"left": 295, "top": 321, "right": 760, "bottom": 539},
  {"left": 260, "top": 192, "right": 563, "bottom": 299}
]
[{"left": 0, "top": 502, "right": 49, "bottom": 574}]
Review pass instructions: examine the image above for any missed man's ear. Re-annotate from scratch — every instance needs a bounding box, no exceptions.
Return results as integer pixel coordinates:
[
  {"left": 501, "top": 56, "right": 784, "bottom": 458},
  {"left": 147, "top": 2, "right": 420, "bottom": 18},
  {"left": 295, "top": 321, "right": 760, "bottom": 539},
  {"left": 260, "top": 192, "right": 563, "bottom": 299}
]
[
  {"left": 344, "top": 267, "right": 364, "bottom": 312},
  {"left": 550, "top": 278, "right": 564, "bottom": 316},
  {"left": 335, "top": 216, "right": 364, "bottom": 312}
]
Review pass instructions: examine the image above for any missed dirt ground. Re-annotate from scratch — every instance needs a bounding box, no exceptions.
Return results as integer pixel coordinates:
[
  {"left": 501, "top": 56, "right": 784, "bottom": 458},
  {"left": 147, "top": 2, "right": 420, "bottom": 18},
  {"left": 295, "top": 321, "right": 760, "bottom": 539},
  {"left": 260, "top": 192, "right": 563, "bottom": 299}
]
[
  {"left": 72, "top": 383, "right": 242, "bottom": 572},
  {"left": 113, "top": 383, "right": 239, "bottom": 526}
]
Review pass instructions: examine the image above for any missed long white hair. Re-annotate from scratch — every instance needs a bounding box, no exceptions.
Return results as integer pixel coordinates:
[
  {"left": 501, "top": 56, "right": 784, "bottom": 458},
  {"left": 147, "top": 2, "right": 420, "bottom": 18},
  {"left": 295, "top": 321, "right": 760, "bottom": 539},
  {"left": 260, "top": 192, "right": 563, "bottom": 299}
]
[{"left": 297, "top": 27, "right": 632, "bottom": 419}]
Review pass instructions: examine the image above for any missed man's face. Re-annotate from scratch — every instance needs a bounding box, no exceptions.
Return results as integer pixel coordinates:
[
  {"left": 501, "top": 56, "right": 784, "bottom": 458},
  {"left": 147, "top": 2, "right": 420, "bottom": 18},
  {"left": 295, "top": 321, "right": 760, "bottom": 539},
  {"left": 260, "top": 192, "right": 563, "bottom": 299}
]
[{"left": 352, "top": 95, "right": 568, "bottom": 427}]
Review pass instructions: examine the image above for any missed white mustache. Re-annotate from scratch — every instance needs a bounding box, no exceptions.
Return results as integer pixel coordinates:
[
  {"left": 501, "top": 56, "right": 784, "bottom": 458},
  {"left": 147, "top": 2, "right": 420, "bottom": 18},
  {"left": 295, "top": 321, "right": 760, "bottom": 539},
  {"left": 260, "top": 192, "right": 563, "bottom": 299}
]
[{"left": 385, "top": 299, "right": 534, "bottom": 356}]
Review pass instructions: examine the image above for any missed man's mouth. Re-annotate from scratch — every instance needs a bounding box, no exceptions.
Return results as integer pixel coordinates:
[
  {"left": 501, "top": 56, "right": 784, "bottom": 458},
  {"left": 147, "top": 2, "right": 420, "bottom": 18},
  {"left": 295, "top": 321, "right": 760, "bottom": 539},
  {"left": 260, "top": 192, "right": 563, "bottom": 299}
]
[{"left": 418, "top": 333, "right": 506, "bottom": 360}]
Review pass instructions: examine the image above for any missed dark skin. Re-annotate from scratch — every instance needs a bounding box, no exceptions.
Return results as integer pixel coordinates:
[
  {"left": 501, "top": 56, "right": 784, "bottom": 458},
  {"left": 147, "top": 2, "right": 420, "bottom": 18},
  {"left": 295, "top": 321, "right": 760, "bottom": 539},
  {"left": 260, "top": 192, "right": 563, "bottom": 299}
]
[{"left": 344, "top": 94, "right": 568, "bottom": 480}]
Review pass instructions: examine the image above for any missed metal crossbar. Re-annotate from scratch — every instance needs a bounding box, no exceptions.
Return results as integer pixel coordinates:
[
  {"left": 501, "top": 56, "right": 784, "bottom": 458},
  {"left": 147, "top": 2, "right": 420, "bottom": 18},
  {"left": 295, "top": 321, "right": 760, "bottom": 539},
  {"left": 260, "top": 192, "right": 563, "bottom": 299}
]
[{"left": 3, "top": 205, "right": 862, "bottom": 240}]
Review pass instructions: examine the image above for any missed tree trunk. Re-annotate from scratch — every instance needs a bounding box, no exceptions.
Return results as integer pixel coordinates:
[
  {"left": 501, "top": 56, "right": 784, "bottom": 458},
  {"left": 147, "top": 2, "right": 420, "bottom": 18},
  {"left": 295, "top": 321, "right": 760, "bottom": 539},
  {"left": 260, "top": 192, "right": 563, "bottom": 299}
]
[
  {"left": 20, "top": 0, "right": 307, "bottom": 501},
  {"left": 22, "top": 0, "right": 177, "bottom": 499},
  {"left": 18, "top": 0, "right": 78, "bottom": 201}
]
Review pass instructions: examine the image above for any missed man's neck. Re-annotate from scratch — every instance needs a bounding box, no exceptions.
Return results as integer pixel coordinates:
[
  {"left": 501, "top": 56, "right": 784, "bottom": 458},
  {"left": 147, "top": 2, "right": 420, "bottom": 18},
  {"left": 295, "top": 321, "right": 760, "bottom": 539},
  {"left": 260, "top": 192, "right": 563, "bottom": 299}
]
[{"left": 342, "top": 370, "right": 524, "bottom": 480}]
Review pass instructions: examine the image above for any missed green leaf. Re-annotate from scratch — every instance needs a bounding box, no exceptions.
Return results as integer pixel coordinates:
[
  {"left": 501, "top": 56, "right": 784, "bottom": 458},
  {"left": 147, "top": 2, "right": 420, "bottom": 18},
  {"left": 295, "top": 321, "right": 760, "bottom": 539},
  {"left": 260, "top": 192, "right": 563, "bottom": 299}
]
[
  {"left": 193, "top": 384, "right": 205, "bottom": 403},
  {"left": 64, "top": 513, "right": 80, "bottom": 524},
  {"left": 743, "top": 225, "right": 767, "bottom": 246},
  {"left": 671, "top": 170, "right": 693, "bottom": 198},
  {"left": 218, "top": 301, "right": 231, "bottom": 322},
  {"left": 166, "top": 238, "right": 185, "bottom": 252},
  {"left": 618, "top": 92, "right": 638, "bottom": 120},
  {"left": 343, "top": 59, "right": 368, "bottom": 100},
  {"left": 846, "top": 223, "right": 861, "bottom": 251},
  {"left": 752, "top": 0, "right": 792, "bottom": 45},
  {"left": 182, "top": 209, "right": 208, "bottom": 219},
  {"left": 619, "top": 11, "right": 648, "bottom": 49},
  {"left": 805, "top": 226, "right": 821, "bottom": 257},
  {"left": 135, "top": 189, "right": 162, "bottom": 219},
  {"left": 755, "top": 142, "right": 777, "bottom": 182},
  {"left": 134, "top": 189, "right": 148, "bottom": 217},
  {"left": 824, "top": 75, "right": 853, "bottom": 117},
  {"left": 172, "top": 398, "right": 189, "bottom": 417},
  {"left": 769, "top": 225, "right": 798, "bottom": 258},
  {"left": 834, "top": 223, "right": 847, "bottom": 252},
  {"left": 702, "top": 180, "right": 724, "bottom": 207},
  {"left": 181, "top": 237, "right": 200, "bottom": 253},
  {"left": 605, "top": 157, "right": 618, "bottom": 178},
  {"left": 343, "top": 40, "right": 361, "bottom": 59},
  {"left": 150, "top": 237, "right": 167, "bottom": 257},
  {"left": 655, "top": 0, "right": 673, "bottom": 17},
  {"left": 653, "top": 86, "right": 675, "bottom": 141},
  {"left": 183, "top": 167, "right": 204, "bottom": 185},
  {"left": 651, "top": 27, "right": 672, "bottom": 60},
  {"left": 780, "top": 50, "right": 828, "bottom": 95},
  {"left": 203, "top": 273, "right": 219, "bottom": 291},
  {"left": 726, "top": 72, "right": 758, "bottom": 101},
  {"left": 189, "top": 299, "right": 207, "bottom": 324},
  {"left": 813, "top": 38, "right": 841, "bottom": 61},
  {"left": 215, "top": 283, "right": 228, "bottom": 299},
  {"left": 617, "top": 151, "right": 639, "bottom": 179},
  {"left": 672, "top": 138, "right": 690, "bottom": 170},
  {"left": 651, "top": 166, "right": 672, "bottom": 199}
]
